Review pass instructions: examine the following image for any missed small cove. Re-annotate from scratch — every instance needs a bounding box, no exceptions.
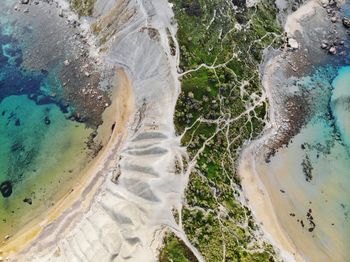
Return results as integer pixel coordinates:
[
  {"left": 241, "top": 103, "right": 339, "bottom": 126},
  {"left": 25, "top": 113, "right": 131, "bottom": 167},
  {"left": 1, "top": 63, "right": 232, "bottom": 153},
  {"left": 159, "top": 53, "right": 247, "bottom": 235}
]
[{"left": 0, "top": 0, "right": 111, "bottom": 241}]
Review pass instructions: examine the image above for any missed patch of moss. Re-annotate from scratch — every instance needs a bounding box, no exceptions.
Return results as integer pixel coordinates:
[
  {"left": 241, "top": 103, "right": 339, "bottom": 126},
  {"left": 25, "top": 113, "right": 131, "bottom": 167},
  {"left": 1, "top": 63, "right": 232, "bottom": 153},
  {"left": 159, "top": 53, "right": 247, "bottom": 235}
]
[
  {"left": 91, "top": 23, "right": 102, "bottom": 35},
  {"left": 159, "top": 233, "right": 198, "bottom": 262},
  {"left": 71, "top": 0, "right": 96, "bottom": 17}
]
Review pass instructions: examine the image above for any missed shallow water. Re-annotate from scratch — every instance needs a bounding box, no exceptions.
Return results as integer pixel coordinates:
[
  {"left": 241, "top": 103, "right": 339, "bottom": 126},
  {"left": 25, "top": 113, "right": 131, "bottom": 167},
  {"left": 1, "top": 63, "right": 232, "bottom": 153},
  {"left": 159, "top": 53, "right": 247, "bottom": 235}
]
[
  {"left": 258, "top": 113, "right": 350, "bottom": 260},
  {"left": 255, "top": 56, "right": 350, "bottom": 260},
  {"left": 0, "top": 1, "right": 95, "bottom": 239},
  {"left": 331, "top": 66, "right": 350, "bottom": 148}
]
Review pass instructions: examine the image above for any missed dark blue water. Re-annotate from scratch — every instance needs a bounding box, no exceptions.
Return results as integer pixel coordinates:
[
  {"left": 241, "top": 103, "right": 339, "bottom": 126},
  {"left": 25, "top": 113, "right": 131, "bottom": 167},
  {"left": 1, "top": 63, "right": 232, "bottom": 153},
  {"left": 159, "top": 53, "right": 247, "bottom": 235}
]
[
  {"left": 0, "top": 29, "right": 70, "bottom": 115},
  {"left": 0, "top": 19, "right": 72, "bottom": 188}
]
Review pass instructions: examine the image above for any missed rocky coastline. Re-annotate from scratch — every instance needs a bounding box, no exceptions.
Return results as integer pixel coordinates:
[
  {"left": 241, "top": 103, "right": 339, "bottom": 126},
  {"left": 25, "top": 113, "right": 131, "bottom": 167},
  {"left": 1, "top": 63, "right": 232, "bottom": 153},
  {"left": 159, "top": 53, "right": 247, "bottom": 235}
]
[
  {"left": 261, "top": 0, "right": 350, "bottom": 162},
  {"left": 12, "top": 0, "right": 112, "bottom": 129}
]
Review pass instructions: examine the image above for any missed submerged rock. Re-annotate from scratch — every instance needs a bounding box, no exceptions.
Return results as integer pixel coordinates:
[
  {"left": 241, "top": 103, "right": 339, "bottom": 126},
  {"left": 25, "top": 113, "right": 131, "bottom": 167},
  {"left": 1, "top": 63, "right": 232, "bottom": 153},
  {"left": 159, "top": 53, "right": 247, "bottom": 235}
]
[
  {"left": 44, "top": 116, "right": 51, "bottom": 125},
  {"left": 342, "top": 17, "right": 350, "bottom": 28},
  {"left": 23, "top": 197, "right": 33, "bottom": 205},
  {"left": 0, "top": 181, "right": 13, "bottom": 198}
]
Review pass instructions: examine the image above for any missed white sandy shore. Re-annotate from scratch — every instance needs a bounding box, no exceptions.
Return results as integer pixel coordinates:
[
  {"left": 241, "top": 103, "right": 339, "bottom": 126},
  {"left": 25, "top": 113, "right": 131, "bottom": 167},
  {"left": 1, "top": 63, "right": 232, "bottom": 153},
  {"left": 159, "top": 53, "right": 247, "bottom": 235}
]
[{"left": 240, "top": 149, "right": 304, "bottom": 262}]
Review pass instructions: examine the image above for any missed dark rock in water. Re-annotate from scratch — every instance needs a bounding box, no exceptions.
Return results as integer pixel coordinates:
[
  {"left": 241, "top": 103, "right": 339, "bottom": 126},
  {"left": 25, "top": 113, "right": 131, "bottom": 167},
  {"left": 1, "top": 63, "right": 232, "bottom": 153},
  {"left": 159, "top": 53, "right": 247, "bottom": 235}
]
[
  {"left": 44, "top": 116, "right": 51, "bottom": 125},
  {"left": 0, "top": 181, "right": 13, "bottom": 198},
  {"left": 11, "top": 142, "right": 23, "bottom": 152},
  {"left": 8, "top": 112, "right": 16, "bottom": 120},
  {"left": 302, "top": 155, "right": 313, "bottom": 182},
  {"left": 15, "top": 119, "right": 21, "bottom": 126},
  {"left": 23, "top": 197, "right": 32, "bottom": 205},
  {"left": 40, "top": 69, "right": 49, "bottom": 75},
  {"left": 342, "top": 17, "right": 350, "bottom": 28}
]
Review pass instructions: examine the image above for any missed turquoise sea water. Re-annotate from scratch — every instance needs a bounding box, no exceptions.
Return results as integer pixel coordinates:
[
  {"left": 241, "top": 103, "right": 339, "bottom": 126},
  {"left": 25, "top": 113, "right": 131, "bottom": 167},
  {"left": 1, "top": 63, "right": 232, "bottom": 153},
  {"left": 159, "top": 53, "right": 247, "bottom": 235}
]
[
  {"left": 331, "top": 66, "right": 350, "bottom": 148},
  {"left": 257, "top": 56, "right": 350, "bottom": 260},
  {"left": 0, "top": 1, "right": 93, "bottom": 239}
]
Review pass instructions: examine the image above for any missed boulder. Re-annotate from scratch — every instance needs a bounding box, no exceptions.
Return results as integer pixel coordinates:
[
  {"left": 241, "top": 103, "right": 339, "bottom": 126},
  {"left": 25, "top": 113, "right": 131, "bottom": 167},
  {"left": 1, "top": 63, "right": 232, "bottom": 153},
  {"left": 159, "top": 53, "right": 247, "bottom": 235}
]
[
  {"left": 329, "top": 46, "right": 337, "bottom": 55},
  {"left": 288, "top": 38, "right": 299, "bottom": 50}
]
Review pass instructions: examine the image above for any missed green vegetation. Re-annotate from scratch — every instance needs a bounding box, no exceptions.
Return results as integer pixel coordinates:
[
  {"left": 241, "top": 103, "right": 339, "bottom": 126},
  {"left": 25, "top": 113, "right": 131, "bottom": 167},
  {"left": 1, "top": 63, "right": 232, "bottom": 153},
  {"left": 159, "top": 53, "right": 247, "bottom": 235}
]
[
  {"left": 91, "top": 23, "right": 102, "bottom": 34},
  {"left": 159, "top": 233, "right": 198, "bottom": 262},
  {"left": 161, "top": 0, "right": 285, "bottom": 260},
  {"left": 71, "top": 0, "right": 96, "bottom": 17}
]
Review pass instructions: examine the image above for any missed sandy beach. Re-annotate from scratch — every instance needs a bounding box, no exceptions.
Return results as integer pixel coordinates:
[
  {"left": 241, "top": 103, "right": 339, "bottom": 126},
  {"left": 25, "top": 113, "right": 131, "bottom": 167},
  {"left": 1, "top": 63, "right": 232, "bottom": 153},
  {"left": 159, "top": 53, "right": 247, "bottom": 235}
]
[
  {"left": 240, "top": 150, "right": 304, "bottom": 261},
  {"left": 0, "top": 68, "right": 134, "bottom": 259}
]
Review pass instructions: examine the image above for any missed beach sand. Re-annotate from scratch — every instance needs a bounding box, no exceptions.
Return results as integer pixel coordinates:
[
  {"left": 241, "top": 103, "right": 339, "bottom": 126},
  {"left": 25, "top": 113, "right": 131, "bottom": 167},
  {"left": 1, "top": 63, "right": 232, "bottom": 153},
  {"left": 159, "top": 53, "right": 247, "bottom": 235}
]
[
  {"left": 0, "top": 68, "right": 134, "bottom": 259},
  {"left": 239, "top": 151, "right": 303, "bottom": 261}
]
